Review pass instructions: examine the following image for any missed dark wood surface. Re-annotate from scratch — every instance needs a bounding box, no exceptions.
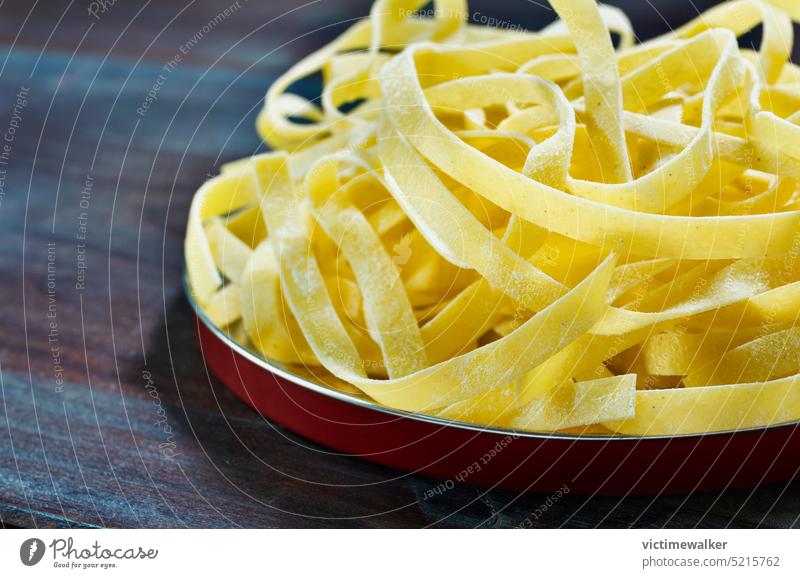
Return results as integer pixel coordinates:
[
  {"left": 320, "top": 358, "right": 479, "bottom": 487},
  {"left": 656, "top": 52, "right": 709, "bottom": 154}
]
[{"left": 1, "top": 0, "right": 799, "bottom": 529}]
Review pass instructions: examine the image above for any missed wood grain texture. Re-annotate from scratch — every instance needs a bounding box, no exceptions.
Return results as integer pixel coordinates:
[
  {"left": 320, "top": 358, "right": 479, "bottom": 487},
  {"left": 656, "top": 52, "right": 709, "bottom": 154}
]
[{"left": 1, "top": 0, "right": 799, "bottom": 528}]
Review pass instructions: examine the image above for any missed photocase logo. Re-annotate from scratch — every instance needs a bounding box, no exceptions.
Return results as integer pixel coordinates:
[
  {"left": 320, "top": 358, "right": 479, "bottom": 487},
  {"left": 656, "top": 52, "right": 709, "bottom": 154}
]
[{"left": 19, "top": 538, "right": 46, "bottom": 566}]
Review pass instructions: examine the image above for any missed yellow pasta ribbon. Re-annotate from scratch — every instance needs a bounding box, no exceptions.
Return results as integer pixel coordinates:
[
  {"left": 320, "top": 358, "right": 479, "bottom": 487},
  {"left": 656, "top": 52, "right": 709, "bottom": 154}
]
[{"left": 186, "top": 0, "right": 800, "bottom": 435}]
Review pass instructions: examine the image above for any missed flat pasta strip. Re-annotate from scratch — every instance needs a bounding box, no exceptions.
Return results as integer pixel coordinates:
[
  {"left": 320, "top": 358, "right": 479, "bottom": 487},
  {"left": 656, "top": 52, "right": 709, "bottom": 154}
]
[
  {"left": 604, "top": 375, "right": 800, "bottom": 435},
  {"left": 511, "top": 374, "right": 637, "bottom": 431},
  {"left": 184, "top": 0, "right": 800, "bottom": 436},
  {"left": 254, "top": 153, "right": 615, "bottom": 412}
]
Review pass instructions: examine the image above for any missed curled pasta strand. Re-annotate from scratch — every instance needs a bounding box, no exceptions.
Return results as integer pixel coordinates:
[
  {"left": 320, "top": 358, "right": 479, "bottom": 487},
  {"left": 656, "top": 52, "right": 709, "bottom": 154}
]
[{"left": 187, "top": 0, "right": 800, "bottom": 435}]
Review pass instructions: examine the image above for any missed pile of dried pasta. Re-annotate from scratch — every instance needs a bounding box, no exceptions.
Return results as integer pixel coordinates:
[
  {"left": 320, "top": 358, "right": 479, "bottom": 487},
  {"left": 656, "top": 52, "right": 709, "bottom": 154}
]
[{"left": 186, "top": 0, "right": 800, "bottom": 435}]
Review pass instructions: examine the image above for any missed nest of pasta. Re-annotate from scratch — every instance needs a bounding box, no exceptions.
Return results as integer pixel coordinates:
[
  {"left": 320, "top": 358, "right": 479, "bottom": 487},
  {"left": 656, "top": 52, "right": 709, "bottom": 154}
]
[{"left": 186, "top": 0, "right": 800, "bottom": 435}]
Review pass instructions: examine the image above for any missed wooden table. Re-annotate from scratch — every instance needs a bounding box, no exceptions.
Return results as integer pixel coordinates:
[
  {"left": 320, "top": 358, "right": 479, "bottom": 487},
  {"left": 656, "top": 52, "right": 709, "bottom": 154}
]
[{"left": 1, "top": 0, "right": 799, "bottom": 529}]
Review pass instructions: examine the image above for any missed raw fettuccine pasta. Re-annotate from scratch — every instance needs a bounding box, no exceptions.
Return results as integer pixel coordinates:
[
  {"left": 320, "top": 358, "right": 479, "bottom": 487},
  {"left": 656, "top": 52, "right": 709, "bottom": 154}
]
[{"left": 186, "top": 0, "right": 800, "bottom": 436}]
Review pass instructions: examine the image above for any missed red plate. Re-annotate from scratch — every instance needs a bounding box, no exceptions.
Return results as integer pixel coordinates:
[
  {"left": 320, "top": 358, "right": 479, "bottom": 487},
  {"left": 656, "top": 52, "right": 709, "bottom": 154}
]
[{"left": 189, "top": 286, "right": 800, "bottom": 495}]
